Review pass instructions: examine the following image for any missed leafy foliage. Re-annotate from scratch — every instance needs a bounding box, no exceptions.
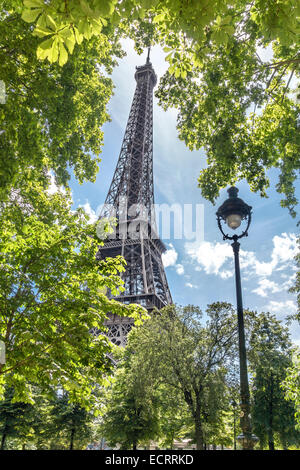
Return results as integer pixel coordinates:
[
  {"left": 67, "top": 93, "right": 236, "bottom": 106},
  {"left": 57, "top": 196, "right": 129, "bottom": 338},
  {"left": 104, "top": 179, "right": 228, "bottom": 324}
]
[
  {"left": 18, "top": 1, "right": 299, "bottom": 65},
  {"left": 100, "top": 364, "right": 160, "bottom": 450},
  {"left": 289, "top": 237, "right": 300, "bottom": 316},
  {"left": 247, "top": 311, "right": 300, "bottom": 449},
  {"left": 0, "top": 6, "right": 123, "bottom": 193},
  {"left": 48, "top": 392, "right": 96, "bottom": 449},
  {"left": 122, "top": 302, "right": 238, "bottom": 449},
  {"left": 0, "top": 387, "right": 35, "bottom": 449},
  {"left": 3, "top": 1, "right": 299, "bottom": 211},
  {"left": 0, "top": 182, "right": 146, "bottom": 407},
  {"left": 282, "top": 350, "right": 300, "bottom": 431},
  {"left": 135, "top": 2, "right": 300, "bottom": 214},
  {"left": 0, "top": 386, "right": 103, "bottom": 449},
  {"left": 154, "top": 30, "right": 299, "bottom": 215}
]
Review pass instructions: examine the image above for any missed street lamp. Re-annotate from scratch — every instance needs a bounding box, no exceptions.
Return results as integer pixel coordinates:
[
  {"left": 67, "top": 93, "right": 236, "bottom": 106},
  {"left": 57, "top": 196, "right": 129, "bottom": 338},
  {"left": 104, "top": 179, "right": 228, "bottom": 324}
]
[{"left": 216, "top": 186, "right": 258, "bottom": 450}]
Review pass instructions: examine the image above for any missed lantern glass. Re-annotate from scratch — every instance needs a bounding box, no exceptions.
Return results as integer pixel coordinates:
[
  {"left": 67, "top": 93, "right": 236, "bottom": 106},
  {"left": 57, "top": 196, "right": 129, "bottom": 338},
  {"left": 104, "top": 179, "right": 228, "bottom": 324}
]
[{"left": 226, "top": 214, "right": 242, "bottom": 229}]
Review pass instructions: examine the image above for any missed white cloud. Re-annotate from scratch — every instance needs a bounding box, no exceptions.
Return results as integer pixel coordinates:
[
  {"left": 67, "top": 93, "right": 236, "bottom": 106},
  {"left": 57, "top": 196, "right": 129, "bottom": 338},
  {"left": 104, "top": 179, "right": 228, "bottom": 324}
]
[
  {"left": 162, "top": 245, "right": 184, "bottom": 274},
  {"left": 46, "top": 172, "right": 67, "bottom": 195},
  {"left": 281, "top": 273, "right": 297, "bottom": 290},
  {"left": 185, "top": 240, "right": 233, "bottom": 276},
  {"left": 263, "top": 300, "right": 297, "bottom": 318},
  {"left": 185, "top": 282, "right": 197, "bottom": 289},
  {"left": 175, "top": 264, "right": 184, "bottom": 275},
  {"left": 162, "top": 244, "right": 178, "bottom": 267},
  {"left": 239, "top": 250, "right": 275, "bottom": 277},
  {"left": 240, "top": 233, "right": 297, "bottom": 277},
  {"left": 219, "top": 270, "right": 234, "bottom": 280},
  {"left": 184, "top": 233, "right": 298, "bottom": 307},
  {"left": 272, "top": 233, "right": 298, "bottom": 264},
  {"left": 240, "top": 233, "right": 297, "bottom": 278},
  {"left": 252, "top": 279, "right": 281, "bottom": 297},
  {"left": 79, "top": 202, "right": 98, "bottom": 224}
]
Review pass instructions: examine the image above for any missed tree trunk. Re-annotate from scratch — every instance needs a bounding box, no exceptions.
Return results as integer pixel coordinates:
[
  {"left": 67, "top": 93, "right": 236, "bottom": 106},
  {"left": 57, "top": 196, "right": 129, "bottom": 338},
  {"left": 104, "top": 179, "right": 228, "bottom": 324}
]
[
  {"left": 170, "top": 431, "right": 174, "bottom": 450},
  {"left": 132, "top": 442, "right": 137, "bottom": 450},
  {"left": 1, "top": 432, "right": 7, "bottom": 450},
  {"left": 268, "top": 434, "right": 275, "bottom": 451},
  {"left": 195, "top": 416, "right": 204, "bottom": 450},
  {"left": 281, "top": 438, "right": 288, "bottom": 450},
  {"left": 268, "top": 373, "right": 275, "bottom": 451},
  {"left": 194, "top": 395, "right": 204, "bottom": 450},
  {"left": 69, "top": 428, "right": 75, "bottom": 450}
]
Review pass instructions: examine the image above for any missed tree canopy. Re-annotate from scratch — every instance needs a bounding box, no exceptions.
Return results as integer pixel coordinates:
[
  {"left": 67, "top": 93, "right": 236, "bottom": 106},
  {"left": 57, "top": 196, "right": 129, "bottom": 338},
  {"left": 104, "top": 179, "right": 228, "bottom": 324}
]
[
  {"left": 100, "top": 364, "right": 160, "bottom": 450},
  {"left": 121, "top": 303, "right": 238, "bottom": 450},
  {"left": 0, "top": 3, "right": 123, "bottom": 194},
  {"left": 18, "top": 1, "right": 299, "bottom": 65},
  {"left": 10, "top": 0, "right": 300, "bottom": 214},
  {"left": 247, "top": 311, "right": 300, "bottom": 449},
  {"left": 0, "top": 182, "right": 146, "bottom": 406},
  {"left": 1, "top": 7, "right": 149, "bottom": 406},
  {"left": 0, "top": 1, "right": 299, "bottom": 449},
  {"left": 100, "top": 304, "right": 300, "bottom": 450}
]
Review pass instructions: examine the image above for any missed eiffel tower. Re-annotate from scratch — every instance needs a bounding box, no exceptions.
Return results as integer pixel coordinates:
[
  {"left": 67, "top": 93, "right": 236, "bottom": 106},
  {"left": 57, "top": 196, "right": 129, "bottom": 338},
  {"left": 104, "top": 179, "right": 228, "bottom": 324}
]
[{"left": 97, "top": 50, "right": 172, "bottom": 346}]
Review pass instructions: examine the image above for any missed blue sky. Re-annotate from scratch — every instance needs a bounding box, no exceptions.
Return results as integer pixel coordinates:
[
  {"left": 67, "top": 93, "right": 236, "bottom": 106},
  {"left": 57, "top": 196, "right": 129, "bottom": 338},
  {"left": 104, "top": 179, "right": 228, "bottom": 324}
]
[{"left": 69, "top": 39, "right": 300, "bottom": 346}]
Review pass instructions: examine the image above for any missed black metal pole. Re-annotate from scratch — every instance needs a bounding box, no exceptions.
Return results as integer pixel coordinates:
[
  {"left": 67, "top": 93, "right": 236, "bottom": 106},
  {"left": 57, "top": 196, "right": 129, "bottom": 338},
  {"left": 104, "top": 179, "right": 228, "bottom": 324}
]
[{"left": 231, "top": 236, "right": 254, "bottom": 450}]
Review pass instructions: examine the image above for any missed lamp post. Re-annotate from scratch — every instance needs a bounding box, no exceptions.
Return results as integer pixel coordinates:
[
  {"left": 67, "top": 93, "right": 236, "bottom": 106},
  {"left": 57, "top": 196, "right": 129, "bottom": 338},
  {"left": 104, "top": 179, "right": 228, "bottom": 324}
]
[{"left": 216, "top": 186, "right": 258, "bottom": 450}]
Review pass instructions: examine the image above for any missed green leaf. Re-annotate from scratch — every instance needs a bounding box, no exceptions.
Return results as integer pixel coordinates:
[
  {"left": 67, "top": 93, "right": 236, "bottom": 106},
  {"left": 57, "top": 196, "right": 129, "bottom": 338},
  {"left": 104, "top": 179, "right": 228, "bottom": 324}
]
[
  {"left": 79, "top": 0, "right": 94, "bottom": 17},
  {"left": 153, "top": 13, "right": 166, "bottom": 23},
  {"left": 21, "top": 8, "right": 42, "bottom": 23},
  {"left": 224, "top": 25, "right": 235, "bottom": 35},
  {"left": 33, "top": 26, "right": 52, "bottom": 38},
  {"left": 36, "top": 38, "right": 54, "bottom": 59},
  {"left": 73, "top": 27, "right": 84, "bottom": 44},
  {"left": 94, "top": 0, "right": 115, "bottom": 17},
  {"left": 58, "top": 43, "right": 68, "bottom": 66},
  {"left": 23, "top": 0, "right": 44, "bottom": 7},
  {"left": 64, "top": 36, "right": 75, "bottom": 54},
  {"left": 49, "top": 38, "right": 59, "bottom": 63},
  {"left": 45, "top": 14, "right": 57, "bottom": 31}
]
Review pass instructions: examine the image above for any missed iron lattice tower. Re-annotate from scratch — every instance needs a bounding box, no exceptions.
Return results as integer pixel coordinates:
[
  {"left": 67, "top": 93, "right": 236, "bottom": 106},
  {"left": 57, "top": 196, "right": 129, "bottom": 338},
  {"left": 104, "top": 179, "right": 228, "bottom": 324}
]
[{"left": 97, "top": 52, "right": 172, "bottom": 346}]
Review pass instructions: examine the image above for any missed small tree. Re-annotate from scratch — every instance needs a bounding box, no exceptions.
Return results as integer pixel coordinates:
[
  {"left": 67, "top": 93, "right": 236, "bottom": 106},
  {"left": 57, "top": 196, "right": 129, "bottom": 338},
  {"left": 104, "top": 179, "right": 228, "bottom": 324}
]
[
  {"left": 48, "top": 393, "right": 95, "bottom": 450},
  {"left": 155, "top": 385, "right": 190, "bottom": 450},
  {"left": 0, "top": 387, "right": 35, "bottom": 450},
  {"left": 248, "top": 312, "right": 300, "bottom": 450},
  {"left": 100, "top": 366, "right": 160, "bottom": 450},
  {"left": 126, "top": 303, "right": 238, "bottom": 450},
  {"left": 282, "top": 350, "right": 300, "bottom": 436}
]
